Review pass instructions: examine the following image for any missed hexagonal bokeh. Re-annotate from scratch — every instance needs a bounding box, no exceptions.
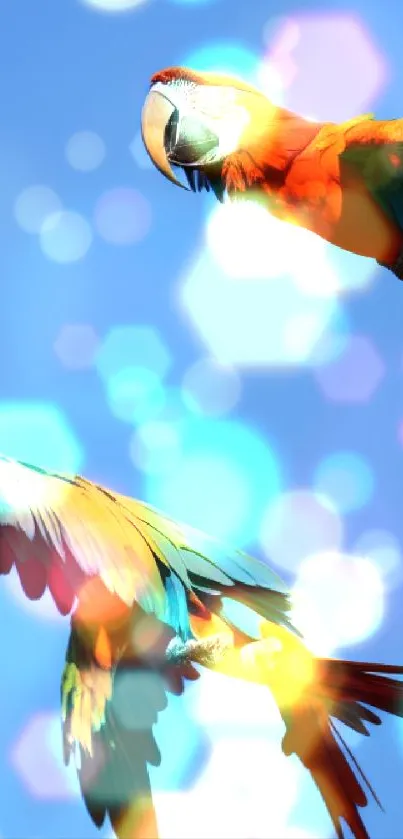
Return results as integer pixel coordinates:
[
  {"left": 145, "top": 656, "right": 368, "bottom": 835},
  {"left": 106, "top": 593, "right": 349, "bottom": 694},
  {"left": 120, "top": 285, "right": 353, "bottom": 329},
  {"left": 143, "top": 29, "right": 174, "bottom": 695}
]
[
  {"left": 263, "top": 12, "right": 387, "bottom": 120},
  {"left": 94, "top": 188, "right": 151, "bottom": 246},
  {"left": 65, "top": 131, "right": 105, "bottom": 173},
  {"left": 193, "top": 667, "right": 282, "bottom": 731},
  {"left": 95, "top": 325, "right": 171, "bottom": 382},
  {"left": 11, "top": 712, "right": 79, "bottom": 800},
  {"left": 54, "top": 323, "right": 99, "bottom": 370},
  {"left": 291, "top": 550, "right": 384, "bottom": 655},
  {"left": 260, "top": 489, "right": 343, "bottom": 574},
  {"left": 180, "top": 41, "right": 260, "bottom": 87},
  {"left": 105, "top": 366, "right": 166, "bottom": 424},
  {"left": 129, "top": 419, "right": 182, "bottom": 476},
  {"left": 191, "top": 735, "right": 300, "bottom": 837},
  {"left": 81, "top": 0, "right": 149, "bottom": 11},
  {"left": 354, "top": 528, "right": 403, "bottom": 591},
  {"left": 312, "top": 450, "right": 375, "bottom": 514},
  {"left": 181, "top": 357, "right": 241, "bottom": 417},
  {"left": 314, "top": 335, "right": 384, "bottom": 402},
  {"left": 40, "top": 211, "right": 92, "bottom": 264},
  {"left": 180, "top": 249, "right": 338, "bottom": 368},
  {"left": 144, "top": 417, "right": 282, "bottom": 547},
  {"left": 14, "top": 185, "right": 62, "bottom": 235},
  {"left": 0, "top": 402, "right": 83, "bottom": 473}
]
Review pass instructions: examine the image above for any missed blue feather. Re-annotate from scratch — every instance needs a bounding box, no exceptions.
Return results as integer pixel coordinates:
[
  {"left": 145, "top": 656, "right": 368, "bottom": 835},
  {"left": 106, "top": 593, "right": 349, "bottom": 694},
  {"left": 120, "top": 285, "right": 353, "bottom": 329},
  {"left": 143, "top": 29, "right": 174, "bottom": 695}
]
[{"left": 162, "top": 572, "right": 194, "bottom": 641}]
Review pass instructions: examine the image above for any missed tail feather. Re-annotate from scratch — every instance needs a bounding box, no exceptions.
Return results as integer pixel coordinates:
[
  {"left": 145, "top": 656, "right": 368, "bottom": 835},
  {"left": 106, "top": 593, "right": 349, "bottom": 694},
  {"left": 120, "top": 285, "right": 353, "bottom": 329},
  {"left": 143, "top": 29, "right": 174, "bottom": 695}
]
[
  {"left": 331, "top": 702, "right": 381, "bottom": 736},
  {"left": 282, "top": 701, "right": 370, "bottom": 839},
  {"left": 316, "top": 660, "right": 403, "bottom": 720},
  {"left": 281, "top": 658, "right": 403, "bottom": 839}
]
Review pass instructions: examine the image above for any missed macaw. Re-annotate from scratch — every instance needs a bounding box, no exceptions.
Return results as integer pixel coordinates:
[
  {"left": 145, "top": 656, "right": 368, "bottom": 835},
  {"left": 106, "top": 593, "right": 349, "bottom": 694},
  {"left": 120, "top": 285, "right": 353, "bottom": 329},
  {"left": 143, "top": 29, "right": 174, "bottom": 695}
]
[
  {"left": 141, "top": 66, "right": 403, "bottom": 280},
  {"left": 1, "top": 454, "right": 403, "bottom": 839}
]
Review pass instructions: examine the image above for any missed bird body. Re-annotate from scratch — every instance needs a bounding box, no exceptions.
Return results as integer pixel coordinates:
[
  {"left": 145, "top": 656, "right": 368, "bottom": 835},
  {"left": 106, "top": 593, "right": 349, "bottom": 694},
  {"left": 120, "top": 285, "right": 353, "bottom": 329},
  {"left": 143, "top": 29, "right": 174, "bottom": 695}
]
[
  {"left": 142, "top": 67, "right": 403, "bottom": 276},
  {"left": 1, "top": 454, "right": 403, "bottom": 839}
]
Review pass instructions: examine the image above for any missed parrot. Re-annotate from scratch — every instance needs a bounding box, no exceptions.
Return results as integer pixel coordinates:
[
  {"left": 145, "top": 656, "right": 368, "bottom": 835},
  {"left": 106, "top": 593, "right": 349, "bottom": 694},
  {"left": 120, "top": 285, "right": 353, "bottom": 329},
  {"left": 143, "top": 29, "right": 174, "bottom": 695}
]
[
  {"left": 1, "top": 453, "right": 403, "bottom": 839},
  {"left": 141, "top": 66, "right": 403, "bottom": 280}
]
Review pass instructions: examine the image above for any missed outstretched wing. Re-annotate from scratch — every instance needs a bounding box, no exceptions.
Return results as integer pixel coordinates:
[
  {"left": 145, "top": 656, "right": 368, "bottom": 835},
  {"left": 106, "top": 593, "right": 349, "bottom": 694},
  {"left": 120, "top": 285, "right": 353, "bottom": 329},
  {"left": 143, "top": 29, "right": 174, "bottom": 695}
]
[
  {"left": 0, "top": 455, "right": 168, "bottom": 621},
  {"left": 117, "top": 494, "right": 296, "bottom": 635},
  {"left": 0, "top": 455, "right": 294, "bottom": 638},
  {"left": 62, "top": 620, "right": 201, "bottom": 839}
]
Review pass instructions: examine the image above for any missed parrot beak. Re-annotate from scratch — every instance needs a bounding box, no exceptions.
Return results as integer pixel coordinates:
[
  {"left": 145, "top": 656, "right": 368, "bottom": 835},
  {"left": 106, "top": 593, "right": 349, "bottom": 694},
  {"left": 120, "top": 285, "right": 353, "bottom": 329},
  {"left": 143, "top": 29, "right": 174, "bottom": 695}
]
[
  {"left": 141, "top": 85, "right": 221, "bottom": 189},
  {"left": 141, "top": 89, "right": 189, "bottom": 189}
]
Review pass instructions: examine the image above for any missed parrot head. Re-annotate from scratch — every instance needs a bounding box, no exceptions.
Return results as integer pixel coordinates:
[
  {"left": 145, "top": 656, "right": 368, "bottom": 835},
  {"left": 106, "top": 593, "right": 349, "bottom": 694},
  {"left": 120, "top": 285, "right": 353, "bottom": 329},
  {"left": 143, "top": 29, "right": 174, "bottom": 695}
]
[{"left": 141, "top": 66, "right": 271, "bottom": 198}]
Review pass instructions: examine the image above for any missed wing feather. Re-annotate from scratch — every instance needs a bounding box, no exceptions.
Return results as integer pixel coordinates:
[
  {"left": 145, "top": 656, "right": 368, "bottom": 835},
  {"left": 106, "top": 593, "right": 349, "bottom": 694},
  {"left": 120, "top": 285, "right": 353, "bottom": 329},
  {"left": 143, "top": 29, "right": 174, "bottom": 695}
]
[
  {"left": 0, "top": 455, "right": 293, "bottom": 638},
  {"left": 313, "top": 115, "right": 403, "bottom": 226},
  {"left": 0, "top": 457, "right": 165, "bottom": 616}
]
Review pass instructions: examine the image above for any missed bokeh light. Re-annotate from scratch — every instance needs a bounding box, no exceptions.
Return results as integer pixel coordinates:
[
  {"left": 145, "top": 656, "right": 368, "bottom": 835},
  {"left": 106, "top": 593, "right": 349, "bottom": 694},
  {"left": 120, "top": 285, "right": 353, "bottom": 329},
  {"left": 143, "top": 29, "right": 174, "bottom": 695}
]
[
  {"left": 314, "top": 335, "right": 384, "bottom": 402},
  {"left": 80, "top": 0, "right": 149, "bottom": 12},
  {"left": 154, "top": 782, "right": 326, "bottom": 839},
  {"left": 14, "top": 185, "right": 63, "bottom": 235},
  {"left": 54, "top": 323, "right": 99, "bottom": 369},
  {"left": 144, "top": 418, "right": 282, "bottom": 545},
  {"left": 154, "top": 667, "right": 341, "bottom": 839},
  {"left": 194, "top": 668, "right": 281, "bottom": 729},
  {"left": 129, "top": 420, "right": 182, "bottom": 475},
  {"left": 0, "top": 402, "right": 82, "bottom": 473},
  {"left": 181, "top": 249, "right": 338, "bottom": 367},
  {"left": 263, "top": 12, "right": 387, "bottom": 120},
  {"left": 95, "top": 324, "right": 171, "bottom": 381},
  {"left": 94, "top": 187, "right": 151, "bottom": 245},
  {"left": 192, "top": 736, "right": 300, "bottom": 838},
  {"left": 182, "top": 357, "right": 241, "bottom": 416},
  {"left": 206, "top": 198, "right": 373, "bottom": 299},
  {"left": 105, "top": 366, "right": 166, "bottom": 423},
  {"left": 313, "top": 450, "right": 375, "bottom": 514},
  {"left": 151, "top": 387, "right": 189, "bottom": 424},
  {"left": 65, "top": 130, "right": 106, "bottom": 172},
  {"left": 354, "top": 529, "right": 403, "bottom": 589},
  {"left": 11, "top": 712, "right": 80, "bottom": 799},
  {"left": 206, "top": 200, "right": 325, "bottom": 284},
  {"left": 39, "top": 210, "right": 92, "bottom": 263},
  {"left": 291, "top": 551, "right": 384, "bottom": 654},
  {"left": 180, "top": 42, "right": 261, "bottom": 87},
  {"left": 261, "top": 489, "right": 343, "bottom": 573}
]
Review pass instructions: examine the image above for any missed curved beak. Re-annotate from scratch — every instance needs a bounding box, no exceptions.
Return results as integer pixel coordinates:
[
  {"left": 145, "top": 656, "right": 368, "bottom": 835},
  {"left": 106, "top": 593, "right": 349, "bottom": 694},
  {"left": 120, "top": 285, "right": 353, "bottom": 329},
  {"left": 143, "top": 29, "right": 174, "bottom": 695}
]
[{"left": 141, "top": 90, "right": 188, "bottom": 190}]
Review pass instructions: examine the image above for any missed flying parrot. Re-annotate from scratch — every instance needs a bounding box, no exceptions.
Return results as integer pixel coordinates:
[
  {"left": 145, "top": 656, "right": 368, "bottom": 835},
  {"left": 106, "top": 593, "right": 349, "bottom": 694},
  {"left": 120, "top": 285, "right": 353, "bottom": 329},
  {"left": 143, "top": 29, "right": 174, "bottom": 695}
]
[
  {"left": 1, "top": 455, "right": 403, "bottom": 839},
  {"left": 141, "top": 66, "right": 403, "bottom": 280}
]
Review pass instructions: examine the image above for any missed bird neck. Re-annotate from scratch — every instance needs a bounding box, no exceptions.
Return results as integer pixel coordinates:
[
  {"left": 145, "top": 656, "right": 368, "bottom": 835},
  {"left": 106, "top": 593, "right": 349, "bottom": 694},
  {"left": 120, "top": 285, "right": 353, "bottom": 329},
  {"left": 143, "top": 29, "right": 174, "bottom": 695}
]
[{"left": 239, "top": 97, "right": 324, "bottom": 174}]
